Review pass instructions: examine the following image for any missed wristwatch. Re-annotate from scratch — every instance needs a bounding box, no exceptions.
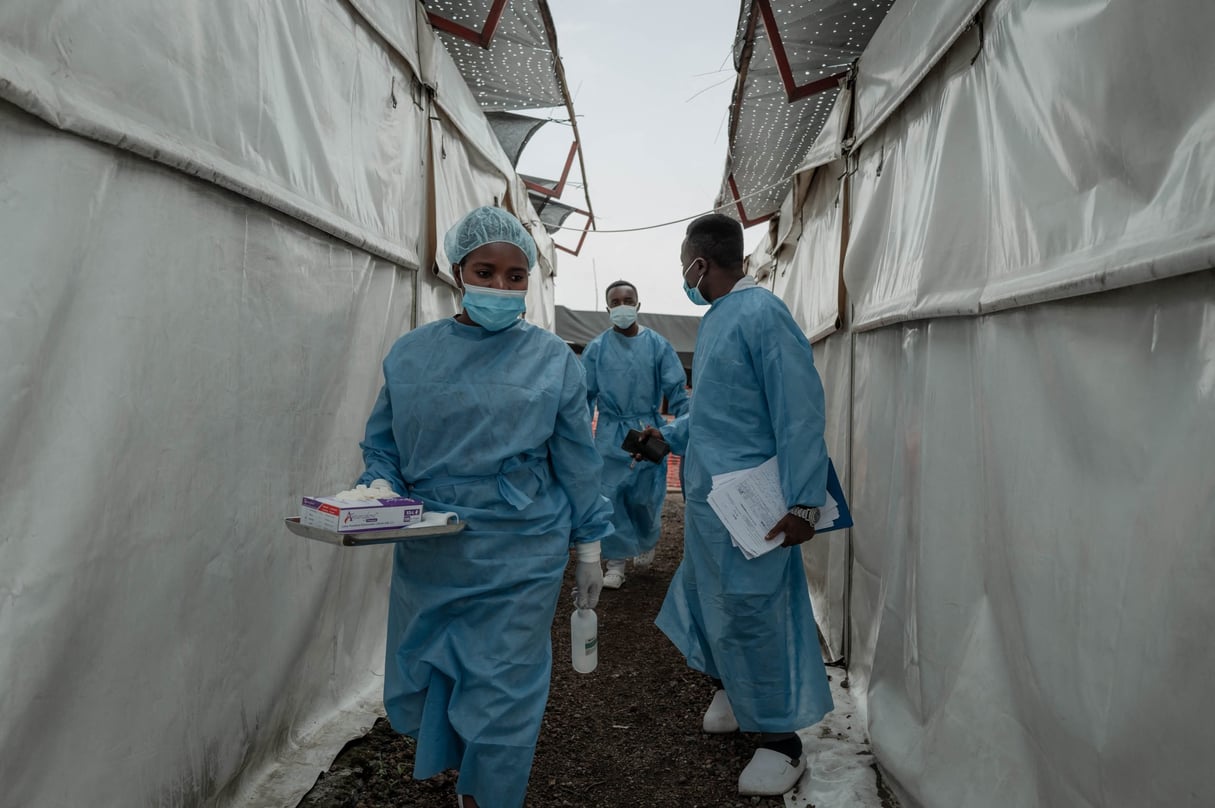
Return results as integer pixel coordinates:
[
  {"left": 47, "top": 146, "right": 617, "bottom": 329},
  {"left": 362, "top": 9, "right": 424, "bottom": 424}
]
[{"left": 790, "top": 505, "right": 820, "bottom": 525}]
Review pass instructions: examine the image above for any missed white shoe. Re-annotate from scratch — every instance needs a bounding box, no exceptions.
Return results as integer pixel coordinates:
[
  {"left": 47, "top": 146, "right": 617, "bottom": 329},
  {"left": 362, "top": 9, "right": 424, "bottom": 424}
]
[
  {"left": 737, "top": 747, "right": 806, "bottom": 796},
  {"left": 701, "top": 688, "right": 740, "bottom": 733},
  {"left": 602, "top": 568, "right": 626, "bottom": 589},
  {"left": 633, "top": 548, "right": 656, "bottom": 569}
]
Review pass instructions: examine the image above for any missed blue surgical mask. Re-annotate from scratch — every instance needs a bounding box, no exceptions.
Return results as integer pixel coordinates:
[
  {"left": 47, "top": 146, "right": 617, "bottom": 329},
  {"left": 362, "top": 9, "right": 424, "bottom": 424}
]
[
  {"left": 462, "top": 285, "right": 527, "bottom": 331},
  {"left": 609, "top": 304, "right": 638, "bottom": 329},
  {"left": 682, "top": 260, "right": 709, "bottom": 306}
]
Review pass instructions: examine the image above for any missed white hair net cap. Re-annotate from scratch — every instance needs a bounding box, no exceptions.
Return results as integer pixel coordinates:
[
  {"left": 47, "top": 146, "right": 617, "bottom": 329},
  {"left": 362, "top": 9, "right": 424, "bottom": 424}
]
[{"left": 443, "top": 206, "right": 537, "bottom": 271}]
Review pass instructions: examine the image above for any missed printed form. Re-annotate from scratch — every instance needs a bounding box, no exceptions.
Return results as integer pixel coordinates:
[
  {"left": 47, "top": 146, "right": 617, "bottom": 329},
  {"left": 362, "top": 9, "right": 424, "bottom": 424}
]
[{"left": 708, "top": 457, "right": 842, "bottom": 559}]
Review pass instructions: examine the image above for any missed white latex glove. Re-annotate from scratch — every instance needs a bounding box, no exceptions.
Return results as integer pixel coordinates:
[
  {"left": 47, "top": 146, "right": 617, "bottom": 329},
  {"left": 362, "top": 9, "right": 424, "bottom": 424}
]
[
  {"left": 574, "top": 561, "right": 603, "bottom": 610},
  {"left": 334, "top": 480, "right": 401, "bottom": 501},
  {"left": 572, "top": 540, "right": 603, "bottom": 610}
]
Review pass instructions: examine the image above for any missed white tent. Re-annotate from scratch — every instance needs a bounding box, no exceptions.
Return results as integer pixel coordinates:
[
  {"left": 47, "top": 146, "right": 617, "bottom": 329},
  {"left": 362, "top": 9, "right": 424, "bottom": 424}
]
[
  {"left": 728, "top": 1, "right": 1215, "bottom": 805},
  {"left": 0, "top": 2, "right": 571, "bottom": 805}
]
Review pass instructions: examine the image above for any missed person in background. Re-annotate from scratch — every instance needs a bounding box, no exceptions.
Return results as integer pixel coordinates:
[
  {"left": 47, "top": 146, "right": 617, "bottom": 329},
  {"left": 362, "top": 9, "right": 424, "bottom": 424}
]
[
  {"left": 356, "top": 206, "right": 611, "bottom": 808},
  {"left": 582, "top": 280, "right": 690, "bottom": 590},
  {"left": 638, "top": 213, "right": 832, "bottom": 797}
]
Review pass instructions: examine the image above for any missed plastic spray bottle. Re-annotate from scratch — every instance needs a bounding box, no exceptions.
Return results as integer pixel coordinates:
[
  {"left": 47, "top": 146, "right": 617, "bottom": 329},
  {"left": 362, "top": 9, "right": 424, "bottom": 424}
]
[{"left": 570, "top": 607, "right": 598, "bottom": 673}]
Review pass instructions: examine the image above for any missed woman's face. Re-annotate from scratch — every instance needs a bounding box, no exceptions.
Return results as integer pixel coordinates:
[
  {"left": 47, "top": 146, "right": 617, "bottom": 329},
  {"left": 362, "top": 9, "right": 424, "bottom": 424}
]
[{"left": 456, "top": 242, "right": 530, "bottom": 291}]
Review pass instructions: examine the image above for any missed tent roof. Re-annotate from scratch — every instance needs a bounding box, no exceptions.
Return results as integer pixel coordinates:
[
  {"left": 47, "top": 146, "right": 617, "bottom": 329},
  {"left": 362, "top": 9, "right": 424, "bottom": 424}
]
[
  {"left": 554, "top": 306, "right": 701, "bottom": 370},
  {"left": 428, "top": 0, "right": 596, "bottom": 228},
  {"left": 717, "top": 0, "right": 895, "bottom": 225},
  {"left": 427, "top": 0, "right": 564, "bottom": 112}
]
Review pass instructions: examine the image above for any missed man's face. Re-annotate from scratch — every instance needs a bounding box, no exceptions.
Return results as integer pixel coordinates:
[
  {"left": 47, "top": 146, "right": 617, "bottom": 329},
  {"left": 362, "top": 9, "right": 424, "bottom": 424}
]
[
  {"left": 606, "top": 285, "right": 638, "bottom": 309},
  {"left": 680, "top": 239, "right": 704, "bottom": 286}
]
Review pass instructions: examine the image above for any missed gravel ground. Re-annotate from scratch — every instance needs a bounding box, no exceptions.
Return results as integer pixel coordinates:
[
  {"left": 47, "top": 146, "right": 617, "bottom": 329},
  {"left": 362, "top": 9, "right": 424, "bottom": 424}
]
[{"left": 296, "top": 495, "right": 896, "bottom": 808}]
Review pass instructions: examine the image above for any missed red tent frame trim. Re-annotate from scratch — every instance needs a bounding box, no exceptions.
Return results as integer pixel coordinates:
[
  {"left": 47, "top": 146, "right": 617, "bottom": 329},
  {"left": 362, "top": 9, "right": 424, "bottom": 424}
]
[
  {"left": 727, "top": 174, "right": 774, "bottom": 228},
  {"left": 553, "top": 207, "right": 593, "bottom": 256},
  {"left": 427, "top": 0, "right": 509, "bottom": 49},
  {"left": 524, "top": 140, "right": 579, "bottom": 198},
  {"left": 755, "top": 0, "right": 850, "bottom": 102}
]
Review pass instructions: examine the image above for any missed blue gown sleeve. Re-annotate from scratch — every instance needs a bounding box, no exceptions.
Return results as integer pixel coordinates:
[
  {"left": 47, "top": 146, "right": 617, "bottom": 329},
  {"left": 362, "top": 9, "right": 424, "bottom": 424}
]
[
  {"left": 549, "top": 352, "right": 614, "bottom": 545},
  {"left": 581, "top": 340, "right": 599, "bottom": 420},
  {"left": 659, "top": 339, "right": 690, "bottom": 418},
  {"left": 660, "top": 413, "right": 691, "bottom": 457},
  {"left": 751, "top": 308, "right": 828, "bottom": 509},
  {"left": 355, "top": 376, "right": 408, "bottom": 494}
]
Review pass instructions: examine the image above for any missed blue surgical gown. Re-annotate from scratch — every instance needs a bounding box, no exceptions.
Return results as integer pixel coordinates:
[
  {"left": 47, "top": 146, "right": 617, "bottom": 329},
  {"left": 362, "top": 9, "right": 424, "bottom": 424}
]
[
  {"left": 582, "top": 327, "right": 690, "bottom": 559},
  {"left": 657, "top": 281, "right": 834, "bottom": 733},
  {"left": 357, "top": 317, "right": 612, "bottom": 808}
]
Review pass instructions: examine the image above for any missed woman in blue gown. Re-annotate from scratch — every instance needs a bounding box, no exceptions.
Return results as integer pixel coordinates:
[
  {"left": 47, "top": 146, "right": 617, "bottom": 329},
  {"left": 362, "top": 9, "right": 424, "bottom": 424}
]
[{"left": 356, "top": 207, "right": 611, "bottom": 808}]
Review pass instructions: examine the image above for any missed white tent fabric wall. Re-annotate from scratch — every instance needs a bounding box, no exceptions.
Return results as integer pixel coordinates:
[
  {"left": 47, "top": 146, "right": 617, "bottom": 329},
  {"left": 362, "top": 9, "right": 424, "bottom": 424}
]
[
  {"left": 0, "top": 105, "right": 411, "bottom": 807},
  {"left": 429, "top": 113, "right": 512, "bottom": 273},
  {"left": 0, "top": 0, "right": 430, "bottom": 269},
  {"left": 849, "top": 0, "right": 985, "bottom": 149},
  {"left": 507, "top": 174, "right": 561, "bottom": 332},
  {"left": 525, "top": 267, "right": 558, "bottom": 331},
  {"left": 347, "top": 0, "right": 423, "bottom": 76},
  {"left": 845, "top": 0, "right": 1215, "bottom": 329},
  {"left": 767, "top": 161, "right": 849, "bottom": 660},
  {"left": 851, "top": 275, "right": 1215, "bottom": 807},
  {"left": 796, "top": 334, "right": 852, "bottom": 664},
  {"left": 771, "top": 162, "right": 845, "bottom": 343},
  {"left": 0, "top": 1, "right": 557, "bottom": 806},
  {"left": 417, "top": 269, "right": 464, "bottom": 325},
  {"left": 421, "top": 121, "right": 556, "bottom": 329},
  {"left": 751, "top": 0, "right": 1215, "bottom": 805}
]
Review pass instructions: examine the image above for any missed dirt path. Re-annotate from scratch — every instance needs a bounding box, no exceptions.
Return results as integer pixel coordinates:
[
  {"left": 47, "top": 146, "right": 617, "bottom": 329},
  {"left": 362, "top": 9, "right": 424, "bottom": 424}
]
[{"left": 297, "top": 495, "right": 798, "bottom": 807}]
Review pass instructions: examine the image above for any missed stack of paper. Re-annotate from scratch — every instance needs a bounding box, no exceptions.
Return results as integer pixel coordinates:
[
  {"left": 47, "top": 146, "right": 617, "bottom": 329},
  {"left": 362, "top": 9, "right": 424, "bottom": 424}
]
[{"left": 706, "top": 456, "right": 852, "bottom": 560}]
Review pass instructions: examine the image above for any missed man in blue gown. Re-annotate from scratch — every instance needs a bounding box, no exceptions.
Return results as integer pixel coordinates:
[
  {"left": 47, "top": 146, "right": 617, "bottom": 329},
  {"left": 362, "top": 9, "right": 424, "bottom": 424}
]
[
  {"left": 582, "top": 280, "right": 690, "bottom": 589},
  {"left": 645, "top": 213, "right": 833, "bottom": 797}
]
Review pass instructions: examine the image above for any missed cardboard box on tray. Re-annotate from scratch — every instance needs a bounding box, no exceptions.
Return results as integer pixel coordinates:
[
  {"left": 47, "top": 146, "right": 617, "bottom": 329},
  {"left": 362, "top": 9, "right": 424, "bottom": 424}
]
[{"left": 299, "top": 495, "right": 423, "bottom": 533}]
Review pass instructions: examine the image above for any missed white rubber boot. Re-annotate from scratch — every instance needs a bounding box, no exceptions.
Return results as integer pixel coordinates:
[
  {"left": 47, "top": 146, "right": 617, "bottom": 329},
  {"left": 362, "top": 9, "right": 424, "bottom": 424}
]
[
  {"left": 737, "top": 747, "right": 806, "bottom": 796},
  {"left": 602, "top": 558, "right": 627, "bottom": 589},
  {"left": 701, "top": 688, "right": 740, "bottom": 733}
]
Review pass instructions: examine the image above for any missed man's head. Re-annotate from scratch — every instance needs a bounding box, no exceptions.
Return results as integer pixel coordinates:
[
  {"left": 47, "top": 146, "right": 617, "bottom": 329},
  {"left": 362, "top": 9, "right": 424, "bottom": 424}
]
[
  {"left": 605, "top": 280, "right": 640, "bottom": 331},
  {"left": 680, "top": 214, "right": 745, "bottom": 304},
  {"left": 605, "top": 280, "right": 638, "bottom": 309}
]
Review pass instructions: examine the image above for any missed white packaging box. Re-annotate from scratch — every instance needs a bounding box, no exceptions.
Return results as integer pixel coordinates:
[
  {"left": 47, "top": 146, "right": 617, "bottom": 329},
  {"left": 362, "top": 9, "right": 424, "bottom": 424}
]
[{"left": 299, "top": 496, "right": 424, "bottom": 533}]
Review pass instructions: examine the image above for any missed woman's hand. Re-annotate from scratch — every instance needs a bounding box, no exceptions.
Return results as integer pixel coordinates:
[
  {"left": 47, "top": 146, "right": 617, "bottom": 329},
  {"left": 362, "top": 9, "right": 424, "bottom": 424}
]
[{"left": 574, "top": 560, "right": 603, "bottom": 610}]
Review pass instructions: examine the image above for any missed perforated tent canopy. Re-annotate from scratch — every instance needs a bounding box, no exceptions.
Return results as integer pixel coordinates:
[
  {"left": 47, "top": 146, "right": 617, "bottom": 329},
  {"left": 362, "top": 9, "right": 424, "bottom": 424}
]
[
  {"left": 425, "top": 0, "right": 595, "bottom": 242},
  {"left": 718, "top": 0, "right": 894, "bottom": 224},
  {"left": 485, "top": 110, "right": 549, "bottom": 166},
  {"left": 529, "top": 194, "right": 580, "bottom": 234},
  {"left": 426, "top": 0, "right": 563, "bottom": 111}
]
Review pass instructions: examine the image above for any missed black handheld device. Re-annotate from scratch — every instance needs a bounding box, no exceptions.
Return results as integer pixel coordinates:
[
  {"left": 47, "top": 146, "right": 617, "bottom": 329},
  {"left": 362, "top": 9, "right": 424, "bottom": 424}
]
[{"left": 621, "top": 429, "right": 670, "bottom": 463}]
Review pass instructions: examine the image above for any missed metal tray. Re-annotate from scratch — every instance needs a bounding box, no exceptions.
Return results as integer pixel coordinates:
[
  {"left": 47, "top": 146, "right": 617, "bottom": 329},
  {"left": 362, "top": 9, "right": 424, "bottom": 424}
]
[{"left": 284, "top": 514, "right": 465, "bottom": 547}]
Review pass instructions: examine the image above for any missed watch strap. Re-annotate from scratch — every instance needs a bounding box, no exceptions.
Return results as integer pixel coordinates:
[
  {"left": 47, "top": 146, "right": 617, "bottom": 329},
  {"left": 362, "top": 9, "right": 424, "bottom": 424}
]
[{"left": 790, "top": 505, "right": 821, "bottom": 525}]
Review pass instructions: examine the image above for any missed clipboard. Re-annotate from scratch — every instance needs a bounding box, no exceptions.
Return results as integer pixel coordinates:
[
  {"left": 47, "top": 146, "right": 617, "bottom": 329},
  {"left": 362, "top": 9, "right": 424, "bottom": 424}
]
[{"left": 817, "top": 459, "right": 853, "bottom": 534}]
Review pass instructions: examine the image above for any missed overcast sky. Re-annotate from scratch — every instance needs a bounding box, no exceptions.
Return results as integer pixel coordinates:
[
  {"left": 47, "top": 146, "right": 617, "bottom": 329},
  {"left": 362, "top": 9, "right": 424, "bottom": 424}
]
[{"left": 515, "top": 0, "right": 765, "bottom": 316}]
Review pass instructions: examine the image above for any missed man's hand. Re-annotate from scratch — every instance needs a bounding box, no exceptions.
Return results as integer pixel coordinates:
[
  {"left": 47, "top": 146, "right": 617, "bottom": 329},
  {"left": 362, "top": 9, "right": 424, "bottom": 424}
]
[
  {"left": 629, "top": 425, "right": 666, "bottom": 461},
  {"left": 765, "top": 512, "right": 816, "bottom": 548}
]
